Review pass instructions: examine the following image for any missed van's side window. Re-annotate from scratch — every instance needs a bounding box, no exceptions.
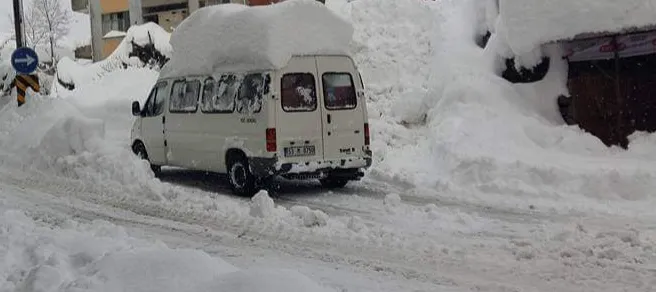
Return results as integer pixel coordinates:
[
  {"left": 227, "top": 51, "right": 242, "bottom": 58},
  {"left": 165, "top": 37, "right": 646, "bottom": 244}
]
[
  {"left": 170, "top": 79, "right": 200, "bottom": 113},
  {"left": 201, "top": 75, "right": 237, "bottom": 113},
  {"left": 236, "top": 73, "right": 265, "bottom": 114},
  {"left": 143, "top": 81, "right": 167, "bottom": 117},
  {"left": 153, "top": 81, "right": 168, "bottom": 116},
  {"left": 281, "top": 73, "right": 317, "bottom": 112},
  {"left": 142, "top": 87, "right": 157, "bottom": 116},
  {"left": 322, "top": 73, "right": 357, "bottom": 110}
]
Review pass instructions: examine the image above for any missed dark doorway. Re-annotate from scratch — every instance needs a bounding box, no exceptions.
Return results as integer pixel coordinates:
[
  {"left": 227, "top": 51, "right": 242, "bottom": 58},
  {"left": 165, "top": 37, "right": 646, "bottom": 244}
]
[{"left": 567, "top": 35, "right": 656, "bottom": 148}]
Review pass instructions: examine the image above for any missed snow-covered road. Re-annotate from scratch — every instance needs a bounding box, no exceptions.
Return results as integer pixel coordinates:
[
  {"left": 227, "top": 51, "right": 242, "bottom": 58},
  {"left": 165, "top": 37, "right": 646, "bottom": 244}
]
[
  {"left": 2, "top": 0, "right": 656, "bottom": 291},
  {"left": 2, "top": 129, "right": 654, "bottom": 292}
]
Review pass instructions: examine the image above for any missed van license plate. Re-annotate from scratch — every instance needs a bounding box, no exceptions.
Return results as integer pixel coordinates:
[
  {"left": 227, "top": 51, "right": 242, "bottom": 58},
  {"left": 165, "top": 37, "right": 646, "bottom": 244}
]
[{"left": 284, "top": 146, "right": 316, "bottom": 157}]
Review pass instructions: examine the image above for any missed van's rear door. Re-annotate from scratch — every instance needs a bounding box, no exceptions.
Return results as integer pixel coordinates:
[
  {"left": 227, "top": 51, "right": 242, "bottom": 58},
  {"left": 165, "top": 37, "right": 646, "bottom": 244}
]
[
  {"left": 315, "top": 56, "right": 366, "bottom": 162},
  {"left": 276, "top": 56, "right": 324, "bottom": 164}
]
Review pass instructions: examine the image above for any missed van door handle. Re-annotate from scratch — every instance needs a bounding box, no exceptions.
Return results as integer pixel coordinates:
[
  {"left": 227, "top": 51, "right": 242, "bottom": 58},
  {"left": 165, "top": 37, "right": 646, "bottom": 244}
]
[{"left": 327, "top": 114, "right": 332, "bottom": 124}]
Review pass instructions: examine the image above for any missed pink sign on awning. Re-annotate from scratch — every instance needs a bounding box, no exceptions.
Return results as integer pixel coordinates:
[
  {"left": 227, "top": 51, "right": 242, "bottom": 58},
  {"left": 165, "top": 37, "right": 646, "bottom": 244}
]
[{"left": 564, "top": 30, "right": 656, "bottom": 62}]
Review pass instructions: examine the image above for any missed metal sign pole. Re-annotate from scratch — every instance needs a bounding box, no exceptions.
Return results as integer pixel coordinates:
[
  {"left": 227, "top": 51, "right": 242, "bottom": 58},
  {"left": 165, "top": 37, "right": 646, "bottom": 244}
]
[{"left": 12, "top": 0, "right": 24, "bottom": 48}]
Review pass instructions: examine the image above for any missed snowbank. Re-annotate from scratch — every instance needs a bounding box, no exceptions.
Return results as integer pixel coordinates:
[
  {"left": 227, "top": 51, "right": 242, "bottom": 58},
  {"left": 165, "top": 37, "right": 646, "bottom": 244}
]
[
  {"left": 325, "top": 0, "right": 437, "bottom": 173},
  {"left": 54, "top": 23, "right": 170, "bottom": 94},
  {"left": 249, "top": 191, "right": 329, "bottom": 227},
  {"left": 0, "top": 77, "right": 167, "bottom": 201},
  {"left": 0, "top": 209, "right": 333, "bottom": 292},
  {"left": 354, "top": 0, "right": 656, "bottom": 212},
  {"left": 497, "top": 0, "right": 656, "bottom": 55},
  {"left": 0, "top": 60, "right": 14, "bottom": 96},
  {"left": 160, "top": 0, "right": 353, "bottom": 78}
]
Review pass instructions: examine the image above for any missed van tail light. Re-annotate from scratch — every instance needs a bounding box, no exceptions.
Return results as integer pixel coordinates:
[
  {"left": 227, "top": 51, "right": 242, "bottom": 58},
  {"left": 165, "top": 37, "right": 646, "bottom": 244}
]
[
  {"left": 266, "top": 128, "right": 277, "bottom": 152},
  {"left": 364, "top": 123, "right": 370, "bottom": 146}
]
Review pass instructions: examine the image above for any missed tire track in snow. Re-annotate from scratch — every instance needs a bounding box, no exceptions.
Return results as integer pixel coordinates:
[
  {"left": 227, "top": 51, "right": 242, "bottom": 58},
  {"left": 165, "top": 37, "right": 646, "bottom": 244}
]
[
  {"left": 2, "top": 163, "right": 654, "bottom": 291},
  {"left": 0, "top": 167, "right": 591, "bottom": 291}
]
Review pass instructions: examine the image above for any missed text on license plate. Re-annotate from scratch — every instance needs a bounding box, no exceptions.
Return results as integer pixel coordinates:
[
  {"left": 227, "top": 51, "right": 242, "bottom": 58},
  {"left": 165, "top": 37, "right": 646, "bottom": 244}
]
[{"left": 284, "top": 146, "right": 316, "bottom": 157}]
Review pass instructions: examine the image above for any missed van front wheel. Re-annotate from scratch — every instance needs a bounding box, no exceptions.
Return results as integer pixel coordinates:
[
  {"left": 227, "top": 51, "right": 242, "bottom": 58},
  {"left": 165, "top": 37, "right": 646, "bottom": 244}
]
[
  {"left": 228, "top": 158, "right": 257, "bottom": 197},
  {"left": 132, "top": 142, "right": 161, "bottom": 174},
  {"left": 320, "top": 178, "right": 348, "bottom": 189}
]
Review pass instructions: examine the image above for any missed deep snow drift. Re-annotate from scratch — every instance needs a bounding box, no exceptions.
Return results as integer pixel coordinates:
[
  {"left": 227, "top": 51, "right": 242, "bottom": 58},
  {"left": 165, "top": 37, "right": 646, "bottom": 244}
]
[
  {"left": 0, "top": 208, "right": 332, "bottom": 292},
  {"left": 161, "top": 0, "right": 352, "bottom": 78},
  {"left": 346, "top": 0, "right": 656, "bottom": 214}
]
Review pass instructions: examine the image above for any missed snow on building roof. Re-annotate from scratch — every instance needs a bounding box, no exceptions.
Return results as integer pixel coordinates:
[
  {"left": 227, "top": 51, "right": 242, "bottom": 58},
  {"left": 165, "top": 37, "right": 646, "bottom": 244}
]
[
  {"left": 497, "top": 0, "right": 656, "bottom": 55},
  {"left": 104, "top": 30, "right": 127, "bottom": 39},
  {"left": 159, "top": 0, "right": 353, "bottom": 78}
]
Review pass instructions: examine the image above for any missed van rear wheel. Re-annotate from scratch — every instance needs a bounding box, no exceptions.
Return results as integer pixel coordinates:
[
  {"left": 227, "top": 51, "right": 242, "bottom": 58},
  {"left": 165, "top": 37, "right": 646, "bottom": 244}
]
[
  {"left": 228, "top": 158, "right": 258, "bottom": 197},
  {"left": 319, "top": 178, "right": 348, "bottom": 189}
]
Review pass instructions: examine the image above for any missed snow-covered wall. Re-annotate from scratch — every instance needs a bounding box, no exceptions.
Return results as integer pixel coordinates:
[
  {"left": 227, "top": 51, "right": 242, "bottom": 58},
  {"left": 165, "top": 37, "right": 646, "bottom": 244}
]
[
  {"left": 160, "top": 0, "right": 353, "bottom": 78},
  {"left": 497, "top": 0, "right": 656, "bottom": 55}
]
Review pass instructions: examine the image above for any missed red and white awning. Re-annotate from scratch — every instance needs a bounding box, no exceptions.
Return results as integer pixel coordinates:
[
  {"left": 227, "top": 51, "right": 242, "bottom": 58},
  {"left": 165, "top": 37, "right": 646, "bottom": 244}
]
[{"left": 564, "top": 30, "right": 656, "bottom": 62}]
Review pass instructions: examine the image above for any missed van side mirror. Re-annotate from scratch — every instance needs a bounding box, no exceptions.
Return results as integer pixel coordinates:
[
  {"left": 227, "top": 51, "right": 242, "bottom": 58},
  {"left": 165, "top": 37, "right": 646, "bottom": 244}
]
[{"left": 132, "top": 101, "right": 141, "bottom": 116}]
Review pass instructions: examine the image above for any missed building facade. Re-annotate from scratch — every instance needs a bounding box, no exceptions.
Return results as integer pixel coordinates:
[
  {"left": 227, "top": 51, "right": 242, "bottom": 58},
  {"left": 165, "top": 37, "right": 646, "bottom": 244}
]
[{"left": 84, "top": 0, "right": 313, "bottom": 61}]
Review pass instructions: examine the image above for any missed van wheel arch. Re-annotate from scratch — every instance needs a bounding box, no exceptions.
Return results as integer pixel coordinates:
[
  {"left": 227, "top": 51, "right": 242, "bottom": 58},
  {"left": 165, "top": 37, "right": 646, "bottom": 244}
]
[
  {"left": 225, "top": 148, "right": 247, "bottom": 167},
  {"left": 132, "top": 140, "right": 145, "bottom": 151},
  {"left": 132, "top": 140, "right": 161, "bottom": 174}
]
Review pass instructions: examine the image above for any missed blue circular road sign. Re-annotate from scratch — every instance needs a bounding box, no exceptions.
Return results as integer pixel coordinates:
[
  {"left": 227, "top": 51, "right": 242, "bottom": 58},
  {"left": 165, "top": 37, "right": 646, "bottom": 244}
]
[{"left": 11, "top": 47, "right": 39, "bottom": 75}]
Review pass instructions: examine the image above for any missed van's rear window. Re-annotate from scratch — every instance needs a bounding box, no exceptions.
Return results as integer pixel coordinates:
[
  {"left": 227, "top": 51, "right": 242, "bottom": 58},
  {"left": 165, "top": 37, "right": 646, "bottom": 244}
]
[
  {"left": 322, "top": 73, "right": 357, "bottom": 110},
  {"left": 281, "top": 73, "right": 317, "bottom": 112}
]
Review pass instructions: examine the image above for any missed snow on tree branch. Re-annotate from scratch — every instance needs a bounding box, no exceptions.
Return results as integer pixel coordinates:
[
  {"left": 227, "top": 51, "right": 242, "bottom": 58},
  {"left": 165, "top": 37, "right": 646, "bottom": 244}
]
[{"left": 8, "top": 0, "right": 71, "bottom": 69}]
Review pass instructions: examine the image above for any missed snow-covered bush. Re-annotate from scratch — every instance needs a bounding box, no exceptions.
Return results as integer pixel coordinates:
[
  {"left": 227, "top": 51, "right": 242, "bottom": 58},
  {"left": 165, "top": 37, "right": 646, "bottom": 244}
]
[
  {"left": 0, "top": 61, "right": 15, "bottom": 96},
  {"left": 55, "top": 22, "right": 171, "bottom": 93}
]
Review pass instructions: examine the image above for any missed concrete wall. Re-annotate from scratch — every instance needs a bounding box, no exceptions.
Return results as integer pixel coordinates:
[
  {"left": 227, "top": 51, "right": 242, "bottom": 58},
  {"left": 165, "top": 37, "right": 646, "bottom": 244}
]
[
  {"left": 142, "top": 0, "right": 187, "bottom": 8},
  {"left": 71, "top": 0, "right": 87, "bottom": 11},
  {"left": 100, "top": 0, "right": 129, "bottom": 14},
  {"left": 89, "top": 0, "right": 104, "bottom": 61},
  {"left": 157, "top": 9, "right": 188, "bottom": 32},
  {"left": 102, "top": 37, "right": 123, "bottom": 58}
]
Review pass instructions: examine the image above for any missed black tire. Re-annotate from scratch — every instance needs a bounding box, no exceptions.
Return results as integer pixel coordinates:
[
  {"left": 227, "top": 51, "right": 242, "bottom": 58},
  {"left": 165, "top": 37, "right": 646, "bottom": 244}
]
[
  {"left": 227, "top": 157, "right": 258, "bottom": 197},
  {"left": 132, "top": 142, "right": 161, "bottom": 174},
  {"left": 319, "top": 177, "right": 349, "bottom": 189}
]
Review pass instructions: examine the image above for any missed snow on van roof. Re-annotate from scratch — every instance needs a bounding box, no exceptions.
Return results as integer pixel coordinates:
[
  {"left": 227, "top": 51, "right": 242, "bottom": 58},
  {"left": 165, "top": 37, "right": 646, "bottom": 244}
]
[
  {"left": 159, "top": 0, "right": 353, "bottom": 78},
  {"left": 497, "top": 0, "right": 656, "bottom": 55}
]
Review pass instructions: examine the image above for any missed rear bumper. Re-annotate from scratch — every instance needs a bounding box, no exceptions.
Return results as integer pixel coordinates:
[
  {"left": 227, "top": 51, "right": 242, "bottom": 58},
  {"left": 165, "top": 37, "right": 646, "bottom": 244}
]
[{"left": 249, "top": 153, "right": 372, "bottom": 180}]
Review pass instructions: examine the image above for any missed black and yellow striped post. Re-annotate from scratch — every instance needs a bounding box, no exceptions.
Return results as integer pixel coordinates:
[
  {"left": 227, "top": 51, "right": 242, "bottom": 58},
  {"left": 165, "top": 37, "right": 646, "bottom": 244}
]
[{"left": 14, "top": 74, "right": 40, "bottom": 107}]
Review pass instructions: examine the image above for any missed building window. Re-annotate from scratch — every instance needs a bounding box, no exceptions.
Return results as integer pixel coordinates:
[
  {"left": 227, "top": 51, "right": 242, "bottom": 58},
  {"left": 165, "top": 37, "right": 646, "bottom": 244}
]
[{"left": 102, "top": 11, "right": 130, "bottom": 34}]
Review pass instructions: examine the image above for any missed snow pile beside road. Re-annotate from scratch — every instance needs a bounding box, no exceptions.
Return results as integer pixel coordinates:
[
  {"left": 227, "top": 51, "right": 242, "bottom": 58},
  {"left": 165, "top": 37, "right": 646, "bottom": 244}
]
[
  {"left": 326, "top": 0, "right": 437, "bottom": 173},
  {"left": 250, "top": 191, "right": 278, "bottom": 218},
  {"left": 0, "top": 209, "right": 333, "bottom": 292},
  {"left": 250, "top": 191, "right": 329, "bottom": 227},
  {"left": 161, "top": 0, "right": 352, "bottom": 77},
  {"left": 405, "top": 0, "right": 656, "bottom": 209},
  {"left": 342, "top": 0, "right": 656, "bottom": 212},
  {"left": 0, "top": 60, "right": 13, "bottom": 96},
  {"left": 0, "top": 77, "right": 167, "bottom": 201}
]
